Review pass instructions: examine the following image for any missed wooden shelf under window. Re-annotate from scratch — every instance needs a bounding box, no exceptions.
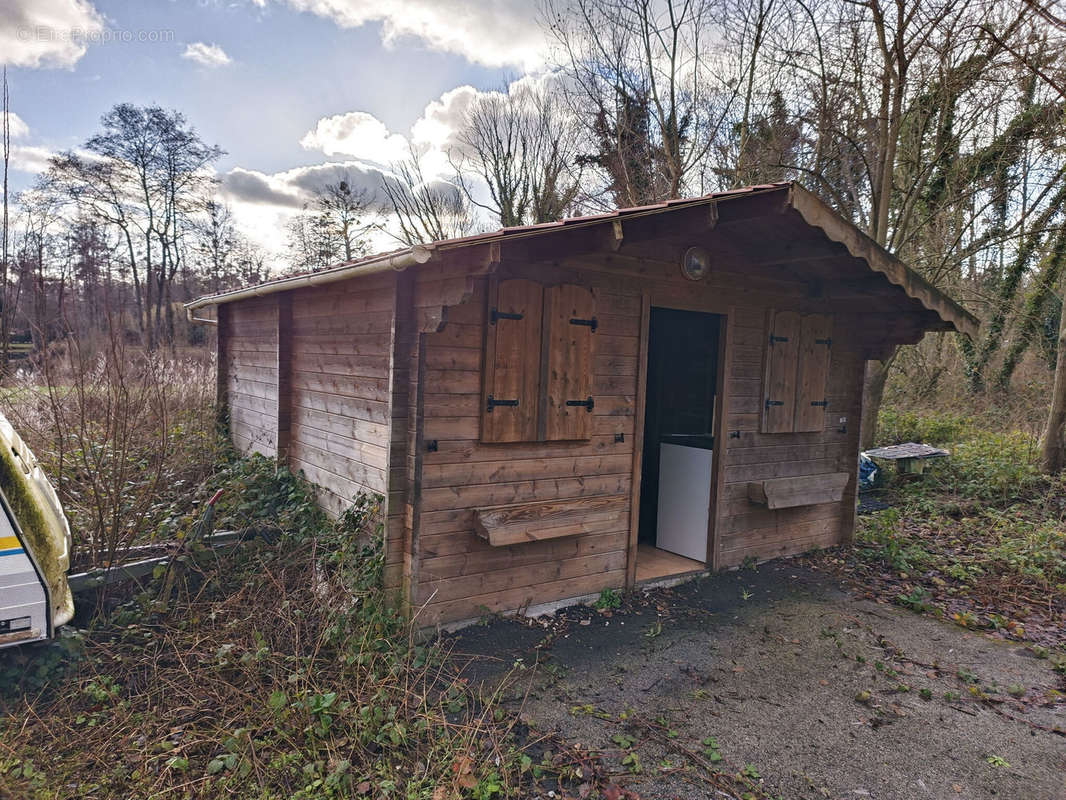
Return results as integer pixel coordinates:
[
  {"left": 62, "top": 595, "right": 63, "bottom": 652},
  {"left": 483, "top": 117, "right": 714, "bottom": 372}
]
[
  {"left": 746, "top": 473, "right": 850, "bottom": 510},
  {"left": 473, "top": 494, "right": 628, "bottom": 547}
]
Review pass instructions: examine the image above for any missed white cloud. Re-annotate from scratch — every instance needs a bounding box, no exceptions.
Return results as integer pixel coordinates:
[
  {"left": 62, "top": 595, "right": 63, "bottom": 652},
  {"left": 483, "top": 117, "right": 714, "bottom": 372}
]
[
  {"left": 10, "top": 144, "right": 54, "bottom": 175},
  {"left": 299, "top": 84, "right": 488, "bottom": 178},
  {"left": 4, "top": 112, "right": 31, "bottom": 140},
  {"left": 409, "top": 84, "right": 479, "bottom": 173},
  {"left": 297, "top": 73, "right": 566, "bottom": 201},
  {"left": 223, "top": 160, "right": 395, "bottom": 209},
  {"left": 221, "top": 73, "right": 571, "bottom": 262},
  {"left": 271, "top": 0, "right": 545, "bottom": 69},
  {"left": 0, "top": 0, "right": 105, "bottom": 69},
  {"left": 181, "top": 42, "right": 232, "bottom": 68},
  {"left": 220, "top": 160, "right": 398, "bottom": 258},
  {"left": 300, "top": 111, "right": 411, "bottom": 163}
]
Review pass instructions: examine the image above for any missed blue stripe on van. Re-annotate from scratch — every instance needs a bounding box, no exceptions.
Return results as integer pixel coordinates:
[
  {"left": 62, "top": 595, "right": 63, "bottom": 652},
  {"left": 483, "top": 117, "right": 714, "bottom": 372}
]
[{"left": 0, "top": 548, "right": 26, "bottom": 557}]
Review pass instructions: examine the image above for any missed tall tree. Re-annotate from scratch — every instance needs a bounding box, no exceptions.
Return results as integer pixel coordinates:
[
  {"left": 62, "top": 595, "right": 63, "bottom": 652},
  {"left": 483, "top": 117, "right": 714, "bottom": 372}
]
[
  {"left": 194, "top": 200, "right": 238, "bottom": 294},
  {"left": 451, "top": 79, "right": 583, "bottom": 226},
  {"left": 543, "top": 0, "right": 736, "bottom": 206},
  {"left": 48, "top": 104, "right": 222, "bottom": 349},
  {"left": 286, "top": 177, "right": 373, "bottom": 270},
  {"left": 14, "top": 181, "right": 64, "bottom": 351},
  {"left": 317, "top": 179, "right": 373, "bottom": 262},
  {"left": 380, "top": 146, "right": 473, "bottom": 245},
  {"left": 786, "top": 0, "right": 1037, "bottom": 447}
]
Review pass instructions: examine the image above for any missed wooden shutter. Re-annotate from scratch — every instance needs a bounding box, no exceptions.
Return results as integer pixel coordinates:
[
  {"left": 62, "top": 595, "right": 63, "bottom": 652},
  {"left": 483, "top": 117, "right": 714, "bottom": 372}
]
[
  {"left": 542, "top": 284, "right": 596, "bottom": 441},
  {"left": 482, "top": 278, "right": 543, "bottom": 443},
  {"left": 761, "top": 310, "right": 801, "bottom": 433},
  {"left": 793, "top": 314, "right": 833, "bottom": 432}
]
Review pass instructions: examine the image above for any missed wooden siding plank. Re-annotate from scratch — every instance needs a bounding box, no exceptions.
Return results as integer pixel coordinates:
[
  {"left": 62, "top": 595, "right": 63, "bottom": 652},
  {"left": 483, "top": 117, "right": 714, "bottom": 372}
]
[
  {"left": 625, "top": 292, "right": 651, "bottom": 587},
  {"left": 418, "top": 569, "right": 627, "bottom": 627}
]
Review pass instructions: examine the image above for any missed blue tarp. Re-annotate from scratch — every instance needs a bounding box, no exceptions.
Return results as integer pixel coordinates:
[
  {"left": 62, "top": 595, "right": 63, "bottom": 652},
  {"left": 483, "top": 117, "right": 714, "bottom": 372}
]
[{"left": 858, "top": 453, "right": 879, "bottom": 490}]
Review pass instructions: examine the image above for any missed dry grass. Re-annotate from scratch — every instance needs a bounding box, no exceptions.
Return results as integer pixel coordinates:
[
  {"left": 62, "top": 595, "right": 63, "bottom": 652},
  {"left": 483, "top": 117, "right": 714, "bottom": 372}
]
[
  {"left": 1, "top": 326, "right": 219, "bottom": 570},
  {"left": 0, "top": 458, "right": 627, "bottom": 800}
]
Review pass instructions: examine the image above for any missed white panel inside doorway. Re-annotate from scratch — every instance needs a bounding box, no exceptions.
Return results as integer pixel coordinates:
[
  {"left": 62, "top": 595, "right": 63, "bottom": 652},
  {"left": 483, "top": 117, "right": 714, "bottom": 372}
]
[{"left": 655, "top": 443, "right": 712, "bottom": 562}]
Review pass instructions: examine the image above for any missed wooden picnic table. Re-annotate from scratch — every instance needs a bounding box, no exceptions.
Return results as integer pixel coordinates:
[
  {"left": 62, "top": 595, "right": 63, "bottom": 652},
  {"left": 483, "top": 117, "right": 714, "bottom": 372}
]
[{"left": 863, "top": 442, "right": 950, "bottom": 476}]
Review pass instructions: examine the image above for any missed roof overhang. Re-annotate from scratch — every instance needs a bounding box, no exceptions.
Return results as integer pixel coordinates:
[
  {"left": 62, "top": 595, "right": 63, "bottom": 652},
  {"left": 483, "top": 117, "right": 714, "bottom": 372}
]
[
  {"left": 185, "top": 182, "right": 977, "bottom": 339},
  {"left": 785, "top": 184, "right": 978, "bottom": 338}
]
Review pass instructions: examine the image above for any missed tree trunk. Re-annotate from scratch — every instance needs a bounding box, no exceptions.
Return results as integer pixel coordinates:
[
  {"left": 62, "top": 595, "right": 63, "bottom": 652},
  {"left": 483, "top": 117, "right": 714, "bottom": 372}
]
[
  {"left": 1041, "top": 289, "right": 1066, "bottom": 472},
  {"left": 860, "top": 352, "right": 895, "bottom": 451}
]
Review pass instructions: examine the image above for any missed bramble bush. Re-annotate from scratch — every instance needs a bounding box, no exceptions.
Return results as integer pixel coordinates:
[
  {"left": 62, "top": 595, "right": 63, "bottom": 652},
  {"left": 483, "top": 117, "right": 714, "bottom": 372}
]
[{"left": 0, "top": 455, "right": 588, "bottom": 799}]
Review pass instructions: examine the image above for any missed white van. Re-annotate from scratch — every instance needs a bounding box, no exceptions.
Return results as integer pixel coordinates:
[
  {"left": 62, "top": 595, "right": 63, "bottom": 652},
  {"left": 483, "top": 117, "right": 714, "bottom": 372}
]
[{"left": 0, "top": 414, "right": 74, "bottom": 648}]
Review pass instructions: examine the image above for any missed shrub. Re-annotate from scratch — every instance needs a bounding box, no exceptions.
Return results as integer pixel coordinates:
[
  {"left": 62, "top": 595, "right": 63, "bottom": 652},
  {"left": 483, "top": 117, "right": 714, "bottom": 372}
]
[
  {"left": 985, "top": 516, "right": 1066, "bottom": 584},
  {"left": 933, "top": 431, "right": 1043, "bottom": 503},
  {"left": 1, "top": 325, "right": 219, "bottom": 570},
  {"left": 876, "top": 407, "right": 972, "bottom": 447},
  {"left": 0, "top": 460, "right": 573, "bottom": 798},
  {"left": 856, "top": 508, "right": 930, "bottom": 572}
]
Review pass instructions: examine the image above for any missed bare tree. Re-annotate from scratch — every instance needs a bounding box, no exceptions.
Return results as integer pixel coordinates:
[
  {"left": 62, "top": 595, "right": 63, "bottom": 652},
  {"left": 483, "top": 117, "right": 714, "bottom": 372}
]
[
  {"left": 14, "top": 181, "right": 64, "bottom": 352},
  {"left": 451, "top": 79, "right": 583, "bottom": 226},
  {"left": 770, "top": 0, "right": 1045, "bottom": 447},
  {"left": 380, "top": 146, "right": 473, "bottom": 245},
  {"left": 319, "top": 179, "right": 373, "bottom": 262},
  {"left": 286, "top": 177, "right": 374, "bottom": 270},
  {"left": 48, "top": 104, "right": 223, "bottom": 349},
  {"left": 194, "top": 200, "right": 238, "bottom": 294},
  {"left": 543, "top": 0, "right": 737, "bottom": 206},
  {"left": 286, "top": 206, "right": 343, "bottom": 272}
]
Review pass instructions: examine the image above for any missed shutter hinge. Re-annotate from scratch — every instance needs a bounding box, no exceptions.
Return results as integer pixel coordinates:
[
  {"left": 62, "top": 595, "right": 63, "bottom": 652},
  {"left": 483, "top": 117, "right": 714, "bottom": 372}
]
[
  {"left": 765, "top": 399, "right": 785, "bottom": 409},
  {"left": 769, "top": 334, "right": 789, "bottom": 345},
  {"left": 569, "top": 317, "right": 598, "bottom": 332},
  {"left": 486, "top": 395, "right": 519, "bottom": 412},
  {"left": 810, "top": 400, "right": 829, "bottom": 407},
  {"left": 565, "top": 397, "right": 595, "bottom": 412},
  {"left": 815, "top": 337, "right": 832, "bottom": 346},
  {"left": 490, "top": 308, "right": 523, "bottom": 324}
]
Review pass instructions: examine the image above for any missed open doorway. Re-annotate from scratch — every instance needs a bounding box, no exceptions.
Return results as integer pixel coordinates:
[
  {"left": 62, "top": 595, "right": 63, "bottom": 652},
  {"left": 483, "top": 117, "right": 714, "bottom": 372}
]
[{"left": 637, "top": 308, "right": 723, "bottom": 582}]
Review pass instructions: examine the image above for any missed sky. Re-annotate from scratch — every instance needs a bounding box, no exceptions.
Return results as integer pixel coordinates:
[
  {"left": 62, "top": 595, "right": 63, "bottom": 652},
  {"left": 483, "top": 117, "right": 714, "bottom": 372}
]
[{"left": 0, "top": 0, "right": 551, "bottom": 257}]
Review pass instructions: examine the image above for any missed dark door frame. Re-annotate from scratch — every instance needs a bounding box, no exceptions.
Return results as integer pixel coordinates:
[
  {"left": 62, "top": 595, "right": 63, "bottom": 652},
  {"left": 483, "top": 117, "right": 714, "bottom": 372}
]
[{"left": 625, "top": 295, "right": 733, "bottom": 587}]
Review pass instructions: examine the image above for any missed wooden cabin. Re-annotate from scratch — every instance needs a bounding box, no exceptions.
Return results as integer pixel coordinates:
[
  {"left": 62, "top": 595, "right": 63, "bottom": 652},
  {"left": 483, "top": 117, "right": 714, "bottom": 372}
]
[{"left": 186, "top": 182, "right": 976, "bottom": 628}]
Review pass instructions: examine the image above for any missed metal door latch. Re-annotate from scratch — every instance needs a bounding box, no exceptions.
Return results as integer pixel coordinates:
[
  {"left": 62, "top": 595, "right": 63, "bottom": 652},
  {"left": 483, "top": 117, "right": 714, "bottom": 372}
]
[
  {"left": 565, "top": 397, "right": 595, "bottom": 412},
  {"left": 490, "top": 308, "right": 523, "bottom": 324},
  {"left": 486, "top": 395, "right": 519, "bottom": 412},
  {"left": 569, "top": 317, "right": 598, "bottom": 332}
]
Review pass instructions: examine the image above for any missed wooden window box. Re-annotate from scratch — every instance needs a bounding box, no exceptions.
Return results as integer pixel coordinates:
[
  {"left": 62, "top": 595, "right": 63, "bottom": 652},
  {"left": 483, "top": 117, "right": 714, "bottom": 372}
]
[
  {"left": 473, "top": 494, "right": 627, "bottom": 547},
  {"left": 746, "top": 473, "right": 850, "bottom": 510}
]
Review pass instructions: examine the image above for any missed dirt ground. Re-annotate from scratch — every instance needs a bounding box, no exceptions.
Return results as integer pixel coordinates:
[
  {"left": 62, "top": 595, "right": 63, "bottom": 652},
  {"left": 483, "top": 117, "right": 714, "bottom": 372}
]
[{"left": 447, "top": 562, "right": 1066, "bottom": 800}]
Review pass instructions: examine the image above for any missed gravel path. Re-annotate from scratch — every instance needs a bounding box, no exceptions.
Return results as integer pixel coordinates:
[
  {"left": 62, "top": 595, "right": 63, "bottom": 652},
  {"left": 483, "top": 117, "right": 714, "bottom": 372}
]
[{"left": 448, "top": 562, "right": 1066, "bottom": 799}]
